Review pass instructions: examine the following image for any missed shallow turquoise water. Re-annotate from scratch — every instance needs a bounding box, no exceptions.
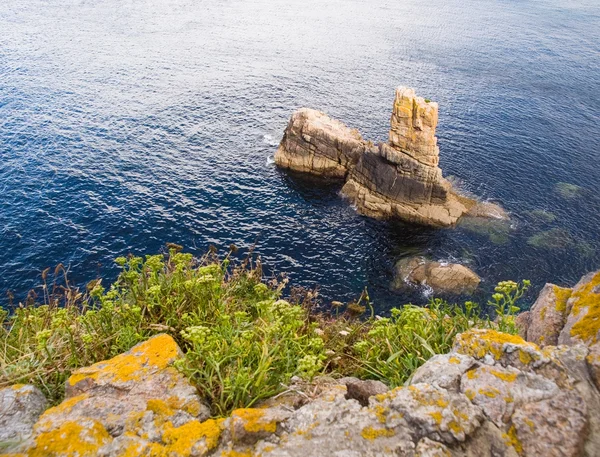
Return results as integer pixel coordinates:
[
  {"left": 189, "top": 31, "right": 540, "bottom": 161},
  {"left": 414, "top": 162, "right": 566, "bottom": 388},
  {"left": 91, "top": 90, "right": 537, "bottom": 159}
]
[{"left": 1, "top": 0, "right": 599, "bottom": 311}]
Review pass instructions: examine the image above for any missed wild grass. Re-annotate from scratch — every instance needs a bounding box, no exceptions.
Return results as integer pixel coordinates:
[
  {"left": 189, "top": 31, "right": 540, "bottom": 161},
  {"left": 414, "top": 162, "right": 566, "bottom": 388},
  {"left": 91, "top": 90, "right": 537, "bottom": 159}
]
[{"left": 0, "top": 247, "right": 528, "bottom": 415}]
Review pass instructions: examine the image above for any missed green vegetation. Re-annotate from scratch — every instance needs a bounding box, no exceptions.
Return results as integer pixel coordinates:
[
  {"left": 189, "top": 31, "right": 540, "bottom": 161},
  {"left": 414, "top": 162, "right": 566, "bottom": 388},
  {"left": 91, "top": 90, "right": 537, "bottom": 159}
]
[{"left": 0, "top": 248, "right": 527, "bottom": 416}]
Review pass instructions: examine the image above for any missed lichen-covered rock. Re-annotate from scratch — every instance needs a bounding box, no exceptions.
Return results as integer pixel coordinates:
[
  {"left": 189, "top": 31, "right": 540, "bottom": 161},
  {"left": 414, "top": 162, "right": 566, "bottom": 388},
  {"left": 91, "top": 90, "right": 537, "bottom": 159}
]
[
  {"left": 392, "top": 257, "right": 481, "bottom": 295},
  {"left": 453, "top": 329, "right": 544, "bottom": 370},
  {"left": 415, "top": 437, "right": 452, "bottom": 456},
  {"left": 18, "top": 334, "right": 213, "bottom": 457},
  {"left": 372, "top": 384, "right": 483, "bottom": 444},
  {"left": 527, "top": 283, "right": 571, "bottom": 346},
  {"left": 410, "top": 353, "right": 476, "bottom": 391},
  {"left": 461, "top": 365, "right": 559, "bottom": 427},
  {"left": 558, "top": 270, "right": 600, "bottom": 347},
  {"left": 274, "top": 108, "right": 370, "bottom": 178},
  {"left": 0, "top": 385, "right": 47, "bottom": 444}
]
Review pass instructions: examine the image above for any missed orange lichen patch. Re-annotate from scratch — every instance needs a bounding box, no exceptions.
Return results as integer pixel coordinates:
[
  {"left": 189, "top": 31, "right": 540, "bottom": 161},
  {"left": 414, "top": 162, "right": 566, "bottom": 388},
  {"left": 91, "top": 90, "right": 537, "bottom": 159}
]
[
  {"left": 162, "top": 418, "right": 224, "bottom": 455},
  {"left": 35, "top": 394, "right": 89, "bottom": 428},
  {"left": 68, "top": 334, "right": 180, "bottom": 386},
  {"left": 518, "top": 350, "right": 533, "bottom": 365},
  {"left": 428, "top": 411, "right": 443, "bottom": 425},
  {"left": 569, "top": 272, "right": 600, "bottom": 344},
  {"left": 360, "top": 426, "right": 395, "bottom": 440},
  {"left": 503, "top": 425, "right": 523, "bottom": 454},
  {"left": 10, "top": 384, "right": 26, "bottom": 390},
  {"left": 449, "top": 357, "right": 461, "bottom": 365},
  {"left": 490, "top": 369, "right": 518, "bottom": 383},
  {"left": 29, "top": 420, "right": 111, "bottom": 457},
  {"left": 219, "top": 451, "right": 254, "bottom": 457},
  {"left": 456, "top": 329, "right": 537, "bottom": 360},
  {"left": 166, "top": 396, "right": 203, "bottom": 417},
  {"left": 553, "top": 286, "right": 572, "bottom": 313},
  {"left": 231, "top": 409, "right": 277, "bottom": 434},
  {"left": 147, "top": 399, "right": 175, "bottom": 418}
]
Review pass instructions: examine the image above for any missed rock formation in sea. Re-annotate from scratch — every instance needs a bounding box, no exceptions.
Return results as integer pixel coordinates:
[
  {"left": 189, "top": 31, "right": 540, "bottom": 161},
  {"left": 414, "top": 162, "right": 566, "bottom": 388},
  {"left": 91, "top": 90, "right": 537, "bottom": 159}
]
[
  {"left": 2, "top": 269, "right": 599, "bottom": 457},
  {"left": 392, "top": 256, "right": 481, "bottom": 295},
  {"left": 274, "top": 87, "right": 506, "bottom": 228}
]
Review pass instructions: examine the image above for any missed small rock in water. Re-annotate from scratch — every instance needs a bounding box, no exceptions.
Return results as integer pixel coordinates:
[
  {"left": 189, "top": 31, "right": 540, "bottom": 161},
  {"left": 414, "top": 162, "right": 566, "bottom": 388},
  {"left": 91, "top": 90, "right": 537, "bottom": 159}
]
[
  {"left": 392, "top": 256, "right": 480, "bottom": 295},
  {"left": 555, "top": 182, "right": 582, "bottom": 199},
  {"left": 527, "top": 228, "right": 572, "bottom": 249}
]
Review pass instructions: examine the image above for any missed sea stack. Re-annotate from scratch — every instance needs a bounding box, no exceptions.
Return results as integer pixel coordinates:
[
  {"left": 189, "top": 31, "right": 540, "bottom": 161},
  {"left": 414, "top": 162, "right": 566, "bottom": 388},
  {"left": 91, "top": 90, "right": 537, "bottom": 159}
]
[{"left": 275, "top": 87, "right": 501, "bottom": 228}]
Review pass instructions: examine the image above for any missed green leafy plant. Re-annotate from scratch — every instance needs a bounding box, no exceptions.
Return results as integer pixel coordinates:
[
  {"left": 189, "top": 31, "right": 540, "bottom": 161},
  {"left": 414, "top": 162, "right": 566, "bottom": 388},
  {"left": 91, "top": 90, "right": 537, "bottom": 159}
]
[{"left": 0, "top": 247, "right": 529, "bottom": 416}]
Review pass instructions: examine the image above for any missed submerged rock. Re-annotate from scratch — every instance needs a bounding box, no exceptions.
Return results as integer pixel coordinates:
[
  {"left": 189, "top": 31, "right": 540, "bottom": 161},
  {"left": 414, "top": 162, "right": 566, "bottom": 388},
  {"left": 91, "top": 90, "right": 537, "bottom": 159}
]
[
  {"left": 392, "top": 256, "right": 481, "bottom": 295},
  {"left": 275, "top": 87, "right": 508, "bottom": 228},
  {"left": 527, "top": 228, "right": 572, "bottom": 249},
  {"left": 555, "top": 182, "right": 583, "bottom": 199}
]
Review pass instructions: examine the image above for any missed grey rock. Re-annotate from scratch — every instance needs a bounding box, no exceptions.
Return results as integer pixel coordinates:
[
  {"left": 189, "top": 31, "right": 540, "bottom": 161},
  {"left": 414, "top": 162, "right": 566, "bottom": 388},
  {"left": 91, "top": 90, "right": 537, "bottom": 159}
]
[
  {"left": 410, "top": 353, "right": 477, "bottom": 391},
  {"left": 0, "top": 384, "right": 47, "bottom": 445},
  {"left": 341, "top": 378, "right": 389, "bottom": 406},
  {"left": 526, "top": 283, "right": 571, "bottom": 346}
]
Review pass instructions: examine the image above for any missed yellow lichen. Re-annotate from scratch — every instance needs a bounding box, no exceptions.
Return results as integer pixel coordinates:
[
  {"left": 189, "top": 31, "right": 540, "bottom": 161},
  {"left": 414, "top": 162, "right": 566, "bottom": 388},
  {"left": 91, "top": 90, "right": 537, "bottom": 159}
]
[
  {"left": 490, "top": 369, "right": 518, "bottom": 383},
  {"left": 360, "top": 426, "right": 395, "bottom": 440},
  {"left": 29, "top": 420, "right": 111, "bottom": 457},
  {"left": 35, "top": 394, "right": 89, "bottom": 429},
  {"left": 456, "top": 330, "right": 537, "bottom": 360},
  {"left": 231, "top": 409, "right": 277, "bottom": 434},
  {"left": 372, "top": 404, "right": 388, "bottom": 423},
  {"left": 465, "top": 389, "right": 476, "bottom": 401},
  {"left": 524, "top": 418, "right": 535, "bottom": 431},
  {"left": 219, "top": 451, "right": 254, "bottom": 457},
  {"left": 162, "top": 418, "right": 225, "bottom": 455},
  {"left": 449, "top": 357, "right": 461, "bottom": 365},
  {"left": 503, "top": 425, "right": 523, "bottom": 454},
  {"left": 553, "top": 285, "right": 572, "bottom": 314},
  {"left": 147, "top": 399, "right": 175, "bottom": 418},
  {"left": 68, "top": 334, "right": 180, "bottom": 386},
  {"left": 478, "top": 388, "right": 500, "bottom": 398},
  {"left": 569, "top": 272, "right": 600, "bottom": 344},
  {"left": 466, "top": 369, "right": 478, "bottom": 380},
  {"left": 428, "top": 411, "right": 443, "bottom": 425},
  {"left": 518, "top": 350, "right": 532, "bottom": 365},
  {"left": 448, "top": 420, "right": 462, "bottom": 434}
]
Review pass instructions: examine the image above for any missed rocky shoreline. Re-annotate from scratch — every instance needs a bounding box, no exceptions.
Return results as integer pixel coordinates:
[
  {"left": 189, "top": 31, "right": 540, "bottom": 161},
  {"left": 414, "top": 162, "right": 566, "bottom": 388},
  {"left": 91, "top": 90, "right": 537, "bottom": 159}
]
[
  {"left": 275, "top": 87, "right": 507, "bottom": 228},
  {"left": 1, "top": 269, "right": 599, "bottom": 457}
]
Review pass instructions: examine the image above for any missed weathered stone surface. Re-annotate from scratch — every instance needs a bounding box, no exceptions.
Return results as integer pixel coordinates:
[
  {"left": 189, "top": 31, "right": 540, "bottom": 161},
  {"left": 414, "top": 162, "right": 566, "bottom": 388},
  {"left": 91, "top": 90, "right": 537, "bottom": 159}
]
[
  {"left": 373, "top": 384, "right": 484, "bottom": 444},
  {"left": 527, "top": 283, "right": 571, "bottom": 346},
  {"left": 342, "top": 144, "right": 471, "bottom": 227},
  {"left": 512, "top": 392, "right": 587, "bottom": 457},
  {"left": 514, "top": 311, "right": 530, "bottom": 339},
  {"left": 415, "top": 437, "right": 452, "bottom": 456},
  {"left": 392, "top": 256, "right": 481, "bottom": 295},
  {"left": 411, "top": 353, "right": 476, "bottom": 391},
  {"left": 0, "top": 384, "right": 47, "bottom": 444},
  {"left": 274, "top": 108, "right": 370, "bottom": 178},
  {"left": 461, "top": 365, "right": 559, "bottom": 427},
  {"left": 274, "top": 87, "right": 506, "bottom": 228},
  {"left": 389, "top": 87, "right": 440, "bottom": 167}
]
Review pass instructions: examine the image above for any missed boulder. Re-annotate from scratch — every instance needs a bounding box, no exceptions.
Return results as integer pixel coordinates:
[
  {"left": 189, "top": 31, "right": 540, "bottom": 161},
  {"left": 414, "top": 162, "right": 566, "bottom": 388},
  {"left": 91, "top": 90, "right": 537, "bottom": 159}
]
[
  {"left": 273, "top": 108, "right": 370, "bottom": 178},
  {"left": 0, "top": 384, "right": 47, "bottom": 445},
  {"left": 15, "top": 334, "right": 214, "bottom": 457},
  {"left": 392, "top": 256, "right": 481, "bottom": 295},
  {"left": 340, "top": 377, "right": 389, "bottom": 407},
  {"left": 526, "top": 283, "right": 571, "bottom": 346},
  {"left": 274, "top": 87, "right": 509, "bottom": 228}
]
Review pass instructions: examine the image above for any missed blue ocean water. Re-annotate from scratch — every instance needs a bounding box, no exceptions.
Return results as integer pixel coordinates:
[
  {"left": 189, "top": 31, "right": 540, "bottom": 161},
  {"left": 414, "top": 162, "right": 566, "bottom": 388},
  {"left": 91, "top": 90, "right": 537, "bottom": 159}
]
[{"left": 1, "top": 0, "right": 599, "bottom": 312}]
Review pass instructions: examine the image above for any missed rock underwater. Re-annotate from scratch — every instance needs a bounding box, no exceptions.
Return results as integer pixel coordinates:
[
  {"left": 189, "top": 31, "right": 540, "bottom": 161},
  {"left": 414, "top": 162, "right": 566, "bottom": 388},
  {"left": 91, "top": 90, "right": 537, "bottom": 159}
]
[
  {"left": 1, "top": 270, "right": 600, "bottom": 457},
  {"left": 274, "top": 87, "right": 507, "bottom": 228}
]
